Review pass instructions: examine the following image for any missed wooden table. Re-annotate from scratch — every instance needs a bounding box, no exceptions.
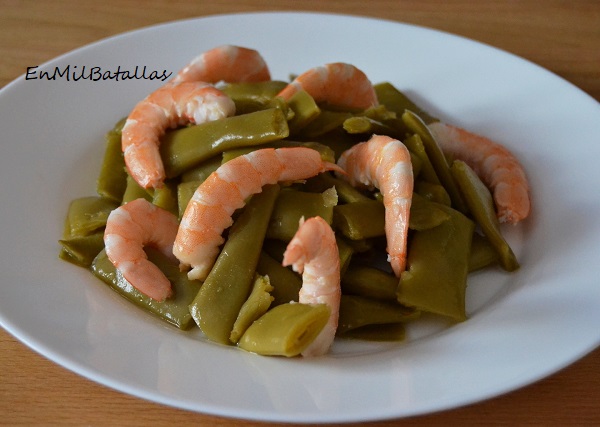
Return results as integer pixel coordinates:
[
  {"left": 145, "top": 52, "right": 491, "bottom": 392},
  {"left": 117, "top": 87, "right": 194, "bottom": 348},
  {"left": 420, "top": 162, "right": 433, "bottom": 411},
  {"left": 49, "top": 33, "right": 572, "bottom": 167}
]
[{"left": 1, "top": 1, "right": 598, "bottom": 425}]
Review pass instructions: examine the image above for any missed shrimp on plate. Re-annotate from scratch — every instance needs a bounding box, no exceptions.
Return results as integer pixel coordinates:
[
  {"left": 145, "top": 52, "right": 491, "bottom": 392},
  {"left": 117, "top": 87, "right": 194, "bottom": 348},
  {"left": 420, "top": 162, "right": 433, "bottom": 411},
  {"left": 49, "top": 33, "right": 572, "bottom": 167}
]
[
  {"left": 428, "top": 121, "right": 531, "bottom": 224},
  {"left": 337, "top": 134, "right": 413, "bottom": 277},
  {"left": 104, "top": 198, "right": 180, "bottom": 301},
  {"left": 282, "top": 216, "right": 341, "bottom": 357},
  {"left": 277, "top": 62, "right": 378, "bottom": 111},
  {"left": 172, "top": 45, "right": 271, "bottom": 84},
  {"left": 173, "top": 147, "right": 344, "bottom": 281},
  {"left": 121, "top": 81, "right": 235, "bottom": 189}
]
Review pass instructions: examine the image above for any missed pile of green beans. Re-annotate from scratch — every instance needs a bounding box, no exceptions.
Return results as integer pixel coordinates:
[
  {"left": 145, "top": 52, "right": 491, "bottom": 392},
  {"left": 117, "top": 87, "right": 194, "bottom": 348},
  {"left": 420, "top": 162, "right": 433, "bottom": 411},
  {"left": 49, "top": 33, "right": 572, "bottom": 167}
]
[{"left": 59, "top": 76, "right": 520, "bottom": 355}]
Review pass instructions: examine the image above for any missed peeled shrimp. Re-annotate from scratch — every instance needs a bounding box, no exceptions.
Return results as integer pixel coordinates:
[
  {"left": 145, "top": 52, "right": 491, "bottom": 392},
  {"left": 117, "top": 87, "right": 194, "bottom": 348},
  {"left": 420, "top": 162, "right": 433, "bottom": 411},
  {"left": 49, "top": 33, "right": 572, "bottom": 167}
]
[
  {"left": 174, "top": 147, "right": 343, "bottom": 281},
  {"left": 337, "top": 134, "right": 413, "bottom": 277},
  {"left": 282, "top": 216, "right": 341, "bottom": 357},
  {"left": 121, "top": 81, "right": 235, "bottom": 189},
  {"left": 277, "top": 62, "right": 378, "bottom": 110},
  {"left": 104, "top": 198, "right": 180, "bottom": 301},
  {"left": 428, "top": 121, "right": 531, "bottom": 223},
  {"left": 172, "top": 45, "right": 271, "bottom": 84}
]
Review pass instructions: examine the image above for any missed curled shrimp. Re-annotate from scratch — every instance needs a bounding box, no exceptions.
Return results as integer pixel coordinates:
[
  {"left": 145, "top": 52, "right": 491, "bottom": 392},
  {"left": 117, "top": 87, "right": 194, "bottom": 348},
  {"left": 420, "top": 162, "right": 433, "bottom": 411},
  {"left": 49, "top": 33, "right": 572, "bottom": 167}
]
[
  {"left": 104, "top": 198, "right": 180, "bottom": 301},
  {"left": 172, "top": 45, "right": 271, "bottom": 84},
  {"left": 282, "top": 216, "right": 341, "bottom": 357},
  {"left": 173, "top": 147, "right": 344, "bottom": 281},
  {"left": 428, "top": 121, "right": 531, "bottom": 223},
  {"left": 277, "top": 62, "right": 378, "bottom": 111},
  {"left": 337, "top": 134, "right": 413, "bottom": 277},
  {"left": 121, "top": 81, "right": 235, "bottom": 189}
]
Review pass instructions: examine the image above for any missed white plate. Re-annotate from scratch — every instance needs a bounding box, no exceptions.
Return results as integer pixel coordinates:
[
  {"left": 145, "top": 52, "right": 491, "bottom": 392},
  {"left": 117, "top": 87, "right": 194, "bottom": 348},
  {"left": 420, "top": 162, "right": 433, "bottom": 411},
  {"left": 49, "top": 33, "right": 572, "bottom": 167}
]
[{"left": 1, "top": 12, "right": 599, "bottom": 423}]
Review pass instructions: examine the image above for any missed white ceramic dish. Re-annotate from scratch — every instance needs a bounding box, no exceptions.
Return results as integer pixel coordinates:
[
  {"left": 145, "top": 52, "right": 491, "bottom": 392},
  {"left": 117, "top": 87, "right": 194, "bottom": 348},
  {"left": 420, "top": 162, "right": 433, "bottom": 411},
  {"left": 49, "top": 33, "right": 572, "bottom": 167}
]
[{"left": 1, "top": 12, "right": 599, "bottom": 423}]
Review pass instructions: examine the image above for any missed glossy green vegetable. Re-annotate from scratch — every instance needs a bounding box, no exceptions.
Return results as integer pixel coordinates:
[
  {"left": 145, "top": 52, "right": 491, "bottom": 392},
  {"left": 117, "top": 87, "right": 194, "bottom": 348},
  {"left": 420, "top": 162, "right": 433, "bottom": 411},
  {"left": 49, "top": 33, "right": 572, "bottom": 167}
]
[
  {"left": 65, "top": 196, "right": 118, "bottom": 237},
  {"left": 403, "top": 133, "right": 440, "bottom": 185},
  {"left": 189, "top": 184, "right": 280, "bottom": 345},
  {"left": 298, "top": 110, "right": 353, "bottom": 138},
  {"left": 341, "top": 265, "right": 398, "bottom": 301},
  {"left": 238, "top": 302, "right": 330, "bottom": 357},
  {"left": 161, "top": 108, "right": 289, "bottom": 178},
  {"left": 176, "top": 180, "right": 200, "bottom": 220},
  {"left": 337, "top": 295, "right": 419, "bottom": 334},
  {"left": 451, "top": 160, "right": 519, "bottom": 271},
  {"left": 285, "top": 89, "right": 321, "bottom": 135},
  {"left": 180, "top": 155, "right": 221, "bottom": 182},
  {"left": 96, "top": 129, "right": 127, "bottom": 203},
  {"left": 303, "top": 173, "right": 371, "bottom": 203},
  {"left": 150, "top": 181, "right": 178, "bottom": 216},
  {"left": 398, "top": 203, "right": 474, "bottom": 321},
  {"left": 374, "top": 82, "right": 438, "bottom": 124},
  {"left": 333, "top": 199, "right": 385, "bottom": 240},
  {"left": 59, "top": 232, "right": 105, "bottom": 268},
  {"left": 409, "top": 193, "right": 451, "bottom": 231},
  {"left": 229, "top": 274, "right": 274, "bottom": 343},
  {"left": 342, "top": 116, "right": 400, "bottom": 137},
  {"left": 469, "top": 232, "right": 499, "bottom": 272},
  {"left": 402, "top": 110, "right": 468, "bottom": 213},
  {"left": 221, "top": 80, "right": 288, "bottom": 114},
  {"left": 266, "top": 187, "right": 337, "bottom": 242},
  {"left": 91, "top": 248, "right": 201, "bottom": 330},
  {"left": 255, "top": 251, "right": 302, "bottom": 306},
  {"left": 415, "top": 181, "right": 451, "bottom": 206},
  {"left": 122, "top": 174, "right": 152, "bottom": 204}
]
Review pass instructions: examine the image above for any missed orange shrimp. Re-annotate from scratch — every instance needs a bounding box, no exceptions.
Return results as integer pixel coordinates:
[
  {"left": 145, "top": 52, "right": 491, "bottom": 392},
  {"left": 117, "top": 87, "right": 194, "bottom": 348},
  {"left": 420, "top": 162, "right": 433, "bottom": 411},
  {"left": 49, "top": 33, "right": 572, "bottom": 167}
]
[
  {"left": 428, "top": 121, "right": 531, "bottom": 223},
  {"left": 277, "top": 62, "right": 378, "bottom": 110},
  {"left": 121, "top": 81, "right": 235, "bottom": 189},
  {"left": 282, "top": 216, "right": 341, "bottom": 357},
  {"left": 104, "top": 198, "right": 180, "bottom": 301},
  {"left": 337, "top": 134, "right": 413, "bottom": 277},
  {"left": 172, "top": 45, "right": 271, "bottom": 84},
  {"left": 173, "top": 147, "right": 344, "bottom": 281}
]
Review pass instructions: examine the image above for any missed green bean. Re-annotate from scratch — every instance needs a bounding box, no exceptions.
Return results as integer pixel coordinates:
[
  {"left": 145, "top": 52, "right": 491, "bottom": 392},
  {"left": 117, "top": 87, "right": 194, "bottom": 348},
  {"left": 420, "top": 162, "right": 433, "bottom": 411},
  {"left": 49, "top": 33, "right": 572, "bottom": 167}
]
[
  {"left": 161, "top": 108, "right": 289, "bottom": 178},
  {"left": 150, "top": 181, "right": 178, "bottom": 216},
  {"left": 333, "top": 199, "right": 385, "bottom": 240},
  {"left": 122, "top": 174, "right": 152, "bottom": 204},
  {"left": 403, "top": 133, "right": 440, "bottom": 185},
  {"left": 469, "top": 232, "right": 499, "bottom": 272},
  {"left": 189, "top": 184, "right": 280, "bottom": 345},
  {"left": 409, "top": 193, "right": 451, "bottom": 231},
  {"left": 341, "top": 265, "right": 398, "bottom": 301},
  {"left": 303, "top": 173, "right": 371, "bottom": 203},
  {"left": 221, "top": 81, "right": 288, "bottom": 114},
  {"left": 402, "top": 110, "right": 468, "bottom": 213},
  {"left": 340, "top": 323, "right": 406, "bottom": 341},
  {"left": 451, "top": 160, "right": 519, "bottom": 271},
  {"left": 256, "top": 251, "right": 301, "bottom": 306},
  {"left": 177, "top": 180, "right": 200, "bottom": 220},
  {"left": 298, "top": 110, "right": 353, "bottom": 139},
  {"left": 96, "top": 129, "right": 127, "bottom": 203},
  {"left": 59, "top": 232, "right": 105, "bottom": 268},
  {"left": 342, "top": 116, "right": 401, "bottom": 137},
  {"left": 91, "top": 248, "right": 202, "bottom": 330},
  {"left": 65, "top": 196, "right": 118, "bottom": 237},
  {"left": 285, "top": 89, "right": 321, "bottom": 135},
  {"left": 337, "top": 295, "right": 419, "bottom": 334},
  {"left": 374, "top": 82, "right": 438, "bottom": 124},
  {"left": 415, "top": 181, "right": 451, "bottom": 206},
  {"left": 229, "top": 274, "right": 274, "bottom": 343},
  {"left": 398, "top": 203, "right": 474, "bottom": 321},
  {"left": 238, "top": 302, "right": 330, "bottom": 357},
  {"left": 266, "top": 187, "right": 337, "bottom": 242},
  {"left": 336, "top": 236, "right": 354, "bottom": 277},
  {"left": 180, "top": 155, "right": 221, "bottom": 182}
]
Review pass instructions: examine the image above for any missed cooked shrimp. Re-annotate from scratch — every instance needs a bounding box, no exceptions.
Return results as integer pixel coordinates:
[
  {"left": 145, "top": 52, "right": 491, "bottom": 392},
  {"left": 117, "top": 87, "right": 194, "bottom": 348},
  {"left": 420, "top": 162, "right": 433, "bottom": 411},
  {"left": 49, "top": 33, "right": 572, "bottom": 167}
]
[
  {"left": 337, "top": 134, "right": 413, "bottom": 277},
  {"left": 172, "top": 45, "right": 271, "bottom": 84},
  {"left": 277, "top": 62, "right": 378, "bottom": 110},
  {"left": 428, "top": 121, "right": 531, "bottom": 223},
  {"left": 104, "top": 198, "right": 180, "bottom": 301},
  {"left": 174, "top": 147, "right": 344, "bottom": 281},
  {"left": 121, "top": 81, "right": 235, "bottom": 189},
  {"left": 282, "top": 216, "right": 341, "bottom": 357}
]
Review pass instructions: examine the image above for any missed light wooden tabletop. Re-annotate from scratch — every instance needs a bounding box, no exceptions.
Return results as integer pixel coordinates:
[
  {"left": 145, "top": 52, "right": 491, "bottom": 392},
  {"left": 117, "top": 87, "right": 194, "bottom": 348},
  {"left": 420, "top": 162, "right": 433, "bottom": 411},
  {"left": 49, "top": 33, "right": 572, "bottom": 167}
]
[{"left": 1, "top": 1, "right": 599, "bottom": 425}]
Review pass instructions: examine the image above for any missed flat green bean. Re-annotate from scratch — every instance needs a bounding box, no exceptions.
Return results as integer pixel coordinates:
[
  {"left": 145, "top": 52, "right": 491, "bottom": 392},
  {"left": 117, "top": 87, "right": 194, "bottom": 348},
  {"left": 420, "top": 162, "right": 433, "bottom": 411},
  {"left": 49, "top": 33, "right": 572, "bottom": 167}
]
[
  {"left": 238, "top": 302, "right": 330, "bottom": 357},
  {"left": 337, "top": 295, "right": 419, "bottom": 335},
  {"left": 189, "top": 184, "right": 280, "bottom": 345},
  {"left": 161, "top": 108, "right": 289, "bottom": 178},
  {"left": 341, "top": 265, "right": 398, "bottom": 301},
  {"left": 229, "top": 274, "right": 274, "bottom": 343},
  {"left": 221, "top": 81, "right": 288, "bottom": 114},
  {"left": 96, "top": 129, "right": 127, "bottom": 203},
  {"left": 65, "top": 196, "right": 118, "bottom": 237},
  {"left": 255, "top": 251, "right": 301, "bottom": 306}
]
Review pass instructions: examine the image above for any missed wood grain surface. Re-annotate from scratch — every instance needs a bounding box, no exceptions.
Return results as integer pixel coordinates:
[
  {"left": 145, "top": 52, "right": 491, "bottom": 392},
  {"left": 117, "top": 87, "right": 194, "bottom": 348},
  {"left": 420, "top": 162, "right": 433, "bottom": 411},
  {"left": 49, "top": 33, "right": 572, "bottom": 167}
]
[{"left": 1, "top": 1, "right": 598, "bottom": 425}]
